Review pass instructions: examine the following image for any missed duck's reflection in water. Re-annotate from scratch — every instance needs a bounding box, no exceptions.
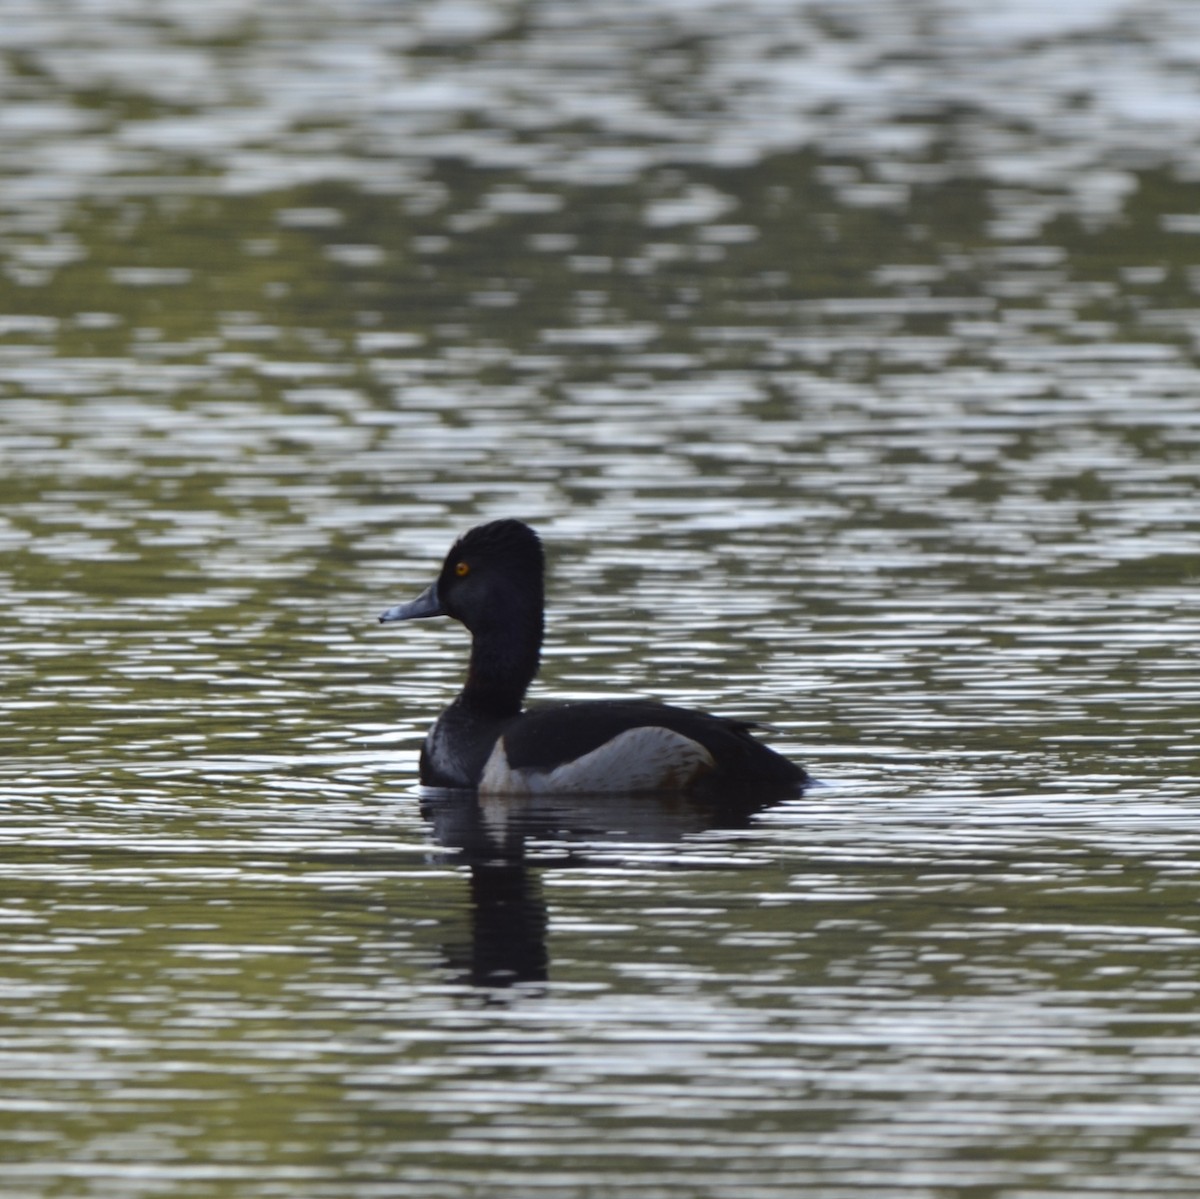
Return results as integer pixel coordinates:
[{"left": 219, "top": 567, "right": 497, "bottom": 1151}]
[{"left": 420, "top": 787, "right": 788, "bottom": 989}]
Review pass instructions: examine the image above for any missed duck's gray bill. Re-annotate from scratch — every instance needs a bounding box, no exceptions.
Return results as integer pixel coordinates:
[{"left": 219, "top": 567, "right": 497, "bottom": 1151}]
[{"left": 379, "top": 581, "right": 444, "bottom": 623}]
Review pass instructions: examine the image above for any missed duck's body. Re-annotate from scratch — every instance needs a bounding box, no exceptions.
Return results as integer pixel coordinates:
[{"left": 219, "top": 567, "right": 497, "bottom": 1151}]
[{"left": 380, "top": 520, "right": 807, "bottom": 798}]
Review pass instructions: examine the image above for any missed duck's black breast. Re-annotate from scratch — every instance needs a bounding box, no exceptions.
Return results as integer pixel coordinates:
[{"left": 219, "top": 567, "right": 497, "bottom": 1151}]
[
  {"left": 485, "top": 699, "right": 806, "bottom": 795},
  {"left": 419, "top": 697, "right": 513, "bottom": 789}
]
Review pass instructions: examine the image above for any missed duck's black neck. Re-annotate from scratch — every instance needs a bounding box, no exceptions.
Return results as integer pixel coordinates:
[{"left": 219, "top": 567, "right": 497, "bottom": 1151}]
[{"left": 458, "top": 602, "right": 543, "bottom": 719}]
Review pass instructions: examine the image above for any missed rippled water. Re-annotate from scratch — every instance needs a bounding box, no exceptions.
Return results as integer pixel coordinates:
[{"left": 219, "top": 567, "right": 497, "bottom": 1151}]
[{"left": 3, "top": 1, "right": 1200, "bottom": 1195}]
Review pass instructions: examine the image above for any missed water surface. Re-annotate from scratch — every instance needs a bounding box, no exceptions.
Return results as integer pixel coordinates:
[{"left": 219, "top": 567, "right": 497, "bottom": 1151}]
[{"left": 2, "top": 1, "right": 1200, "bottom": 1195}]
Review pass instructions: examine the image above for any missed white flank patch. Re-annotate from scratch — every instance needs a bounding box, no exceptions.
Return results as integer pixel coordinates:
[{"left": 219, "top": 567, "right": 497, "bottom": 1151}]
[{"left": 478, "top": 726, "right": 716, "bottom": 796}]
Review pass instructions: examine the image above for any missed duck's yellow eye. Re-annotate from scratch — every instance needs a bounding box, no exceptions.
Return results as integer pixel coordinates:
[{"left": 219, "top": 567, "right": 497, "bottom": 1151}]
[{"left": 455, "top": 561, "right": 470, "bottom": 577}]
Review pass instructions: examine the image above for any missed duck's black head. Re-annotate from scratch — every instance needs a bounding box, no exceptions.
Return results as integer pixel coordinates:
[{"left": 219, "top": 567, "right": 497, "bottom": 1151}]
[
  {"left": 380, "top": 518, "right": 544, "bottom": 633},
  {"left": 380, "top": 521, "right": 546, "bottom": 716}
]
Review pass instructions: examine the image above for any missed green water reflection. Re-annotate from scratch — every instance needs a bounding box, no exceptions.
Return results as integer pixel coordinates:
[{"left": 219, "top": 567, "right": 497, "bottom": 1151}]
[{"left": 4, "top": 781, "right": 1200, "bottom": 1196}]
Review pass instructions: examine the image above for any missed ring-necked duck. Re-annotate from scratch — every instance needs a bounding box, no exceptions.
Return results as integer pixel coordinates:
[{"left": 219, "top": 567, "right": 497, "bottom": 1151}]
[{"left": 379, "top": 519, "right": 807, "bottom": 797}]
